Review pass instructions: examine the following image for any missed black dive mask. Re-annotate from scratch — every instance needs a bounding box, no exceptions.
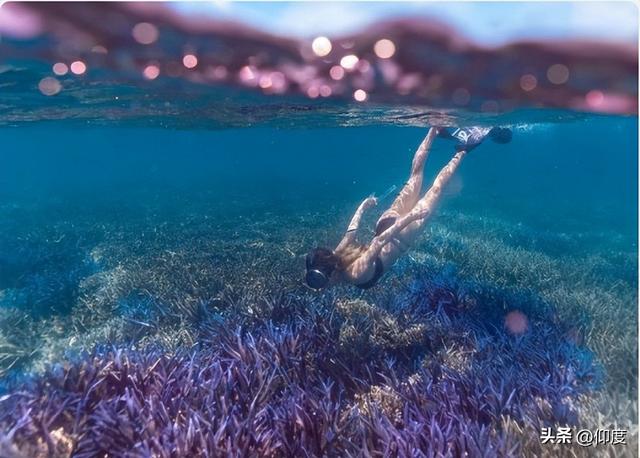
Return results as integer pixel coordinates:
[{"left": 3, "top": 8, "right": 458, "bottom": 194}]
[
  {"left": 305, "top": 268, "right": 330, "bottom": 289},
  {"left": 305, "top": 250, "right": 334, "bottom": 289}
]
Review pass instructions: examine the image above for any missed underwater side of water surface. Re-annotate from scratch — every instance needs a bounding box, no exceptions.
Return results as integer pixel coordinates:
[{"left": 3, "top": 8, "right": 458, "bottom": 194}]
[{"left": 2, "top": 115, "right": 637, "bottom": 237}]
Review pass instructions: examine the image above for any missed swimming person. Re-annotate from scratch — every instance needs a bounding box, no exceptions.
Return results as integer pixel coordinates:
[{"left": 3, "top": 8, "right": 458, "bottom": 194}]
[{"left": 304, "top": 125, "right": 512, "bottom": 290}]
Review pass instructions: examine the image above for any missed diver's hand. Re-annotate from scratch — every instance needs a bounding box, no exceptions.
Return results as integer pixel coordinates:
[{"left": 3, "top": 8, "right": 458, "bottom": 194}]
[{"left": 363, "top": 196, "right": 378, "bottom": 209}]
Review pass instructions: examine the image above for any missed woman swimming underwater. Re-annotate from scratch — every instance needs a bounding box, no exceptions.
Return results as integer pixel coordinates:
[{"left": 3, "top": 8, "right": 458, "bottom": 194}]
[{"left": 305, "top": 125, "right": 512, "bottom": 290}]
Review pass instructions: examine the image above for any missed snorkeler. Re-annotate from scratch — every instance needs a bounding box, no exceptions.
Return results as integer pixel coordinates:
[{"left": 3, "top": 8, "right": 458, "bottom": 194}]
[{"left": 305, "top": 125, "right": 512, "bottom": 290}]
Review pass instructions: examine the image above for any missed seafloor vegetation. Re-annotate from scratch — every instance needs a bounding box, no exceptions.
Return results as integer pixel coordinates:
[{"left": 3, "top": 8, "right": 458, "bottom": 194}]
[{"left": 0, "top": 198, "right": 636, "bottom": 457}]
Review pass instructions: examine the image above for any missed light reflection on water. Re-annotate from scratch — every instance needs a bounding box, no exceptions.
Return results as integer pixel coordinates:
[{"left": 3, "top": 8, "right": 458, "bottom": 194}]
[{"left": 0, "top": 2, "right": 636, "bottom": 129}]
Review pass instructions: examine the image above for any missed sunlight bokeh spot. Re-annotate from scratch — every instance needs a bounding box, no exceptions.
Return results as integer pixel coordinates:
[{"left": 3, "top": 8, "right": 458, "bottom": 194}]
[
  {"left": 586, "top": 89, "right": 604, "bottom": 107},
  {"left": 340, "top": 54, "right": 359, "bottom": 70},
  {"left": 306, "top": 85, "right": 319, "bottom": 98},
  {"left": 38, "top": 77, "right": 61, "bottom": 95},
  {"left": 52, "top": 62, "right": 68, "bottom": 76},
  {"left": 374, "top": 38, "right": 396, "bottom": 59},
  {"left": 311, "top": 36, "right": 332, "bottom": 57},
  {"left": 183, "top": 54, "right": 198, "bottom": 69},
  {"left": 143, "top": 65, "right": 160, "bottom": 80},
  {"left": 70, "top": 61, "right": 86, "bottom": 75},
  {"left": 520, "top": 74, "right": 537, "bottom": 91},
  {"left": 353, "top": 88, "right": 367, "bottom": 102},
  {"left": 505, "top": 311, "right": 528, "bottom": 335},
  {"left": 132, "top": 22, "right": 159, "bottom": 45},
  {"left": 547, "top": 64, "right": 570, "bottom": 84},
  {"left": 319, "top": 85, "right": 332, "bottom": 97},
  {"left": 329, "top": 65, "right": 344, "bottom": 80}
]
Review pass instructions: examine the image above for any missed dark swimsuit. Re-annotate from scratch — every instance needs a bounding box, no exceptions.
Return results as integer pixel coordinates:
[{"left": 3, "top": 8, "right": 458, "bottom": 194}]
[
  {"left": 375, "top": 216, "right": 396, "bottom": 236},
  {"left": 355, "top": 255, "right": 384, "bottom": 289},
  {"left": 353, "top": 216, "right": 396, "bottom": 289}
]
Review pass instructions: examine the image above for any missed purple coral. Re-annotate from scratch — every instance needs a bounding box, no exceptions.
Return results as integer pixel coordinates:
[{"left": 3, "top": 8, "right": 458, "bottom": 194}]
[{"left": 0, "top": 279, "right": 607, "bottom": 458}]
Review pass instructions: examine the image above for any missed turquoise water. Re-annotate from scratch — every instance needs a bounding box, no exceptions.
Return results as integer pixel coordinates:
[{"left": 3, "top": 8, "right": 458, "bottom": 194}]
[
  {"left": 1, "top": 115, "right": 637, "bottom": 357},
  {"left": 0, "top": 3, "right": 638, "bottom": 454},
  {"left": 0, "top": 111, "right": 638, "bottom": 456},
  {"left": 3, "top": 116, "right": 636, "bottom": 243}
]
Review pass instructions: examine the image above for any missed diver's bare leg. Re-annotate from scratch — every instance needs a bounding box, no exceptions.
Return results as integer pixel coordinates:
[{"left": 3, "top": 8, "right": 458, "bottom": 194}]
[
  {"left": 355, "top": 148, "right": 467, "bottom": 272},
  {"left": 378, "top": 127, "right": 438, "bottom": 226},
  {"left": 404, "top": 148, "right": 468, "bottom": 228}
]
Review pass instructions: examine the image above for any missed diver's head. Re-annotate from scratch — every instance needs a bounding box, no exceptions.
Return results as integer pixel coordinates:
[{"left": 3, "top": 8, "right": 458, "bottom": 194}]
[
  {"left": 489, "top": 127, "right": 513, "bottom": 144},
  {"left": 305, "top": 247, "right": 340, "bottom": 290}
]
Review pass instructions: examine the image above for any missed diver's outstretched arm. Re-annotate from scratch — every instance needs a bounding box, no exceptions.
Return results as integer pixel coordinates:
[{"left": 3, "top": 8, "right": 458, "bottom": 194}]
[
  {"left": 360, "top": 148, "right": 468, "bottom": 263},
  {"left": 336, "top": 196, "right": 377, "bottom": 252}
]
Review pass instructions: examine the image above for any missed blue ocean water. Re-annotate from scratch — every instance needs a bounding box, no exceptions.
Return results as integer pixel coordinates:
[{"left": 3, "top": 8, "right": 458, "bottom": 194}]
[
  {"left": 0, "top": 112, "right": 638, "bottom": 455},
  {"left": 1, "top": 2, "right": 638, "bottom": 453},
  {"left": 2, "top": 115, "right": 636, "bottom": 238},
  {"left": 1, "top": 116, "right": 637, "bottom": 315}
]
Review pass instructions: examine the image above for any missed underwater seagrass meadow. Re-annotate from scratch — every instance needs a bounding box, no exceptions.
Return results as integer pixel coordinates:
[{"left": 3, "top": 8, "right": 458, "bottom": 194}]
[{"left": 0, "top": 2, "right": 638, "bottom": 457}]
